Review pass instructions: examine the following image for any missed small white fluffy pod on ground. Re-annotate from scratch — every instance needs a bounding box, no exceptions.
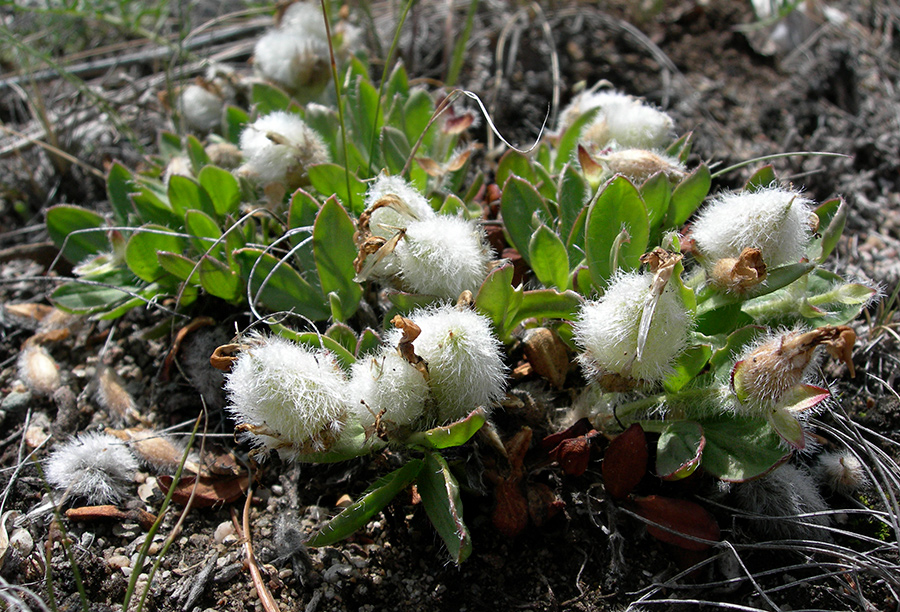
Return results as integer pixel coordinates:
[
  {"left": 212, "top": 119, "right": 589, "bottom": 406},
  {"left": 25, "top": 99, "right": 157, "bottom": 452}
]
[
  {"left": 224, "top": 334, "right": 350, "bottom": 460},
  {"left": 348, "top": 350, "right": 431, "bottom": 432},
  {"left": 364, "top": 174, "right": 436, "bottom": 238},
  {"left": 18, "top": 341, "right": 61, "bottom": 396},
  {"left": 690, "top": 187, "right": 815, "bottom": 268},
  {"left": 238, "top": 111, "right": 329, "bottom": 188},
  {"left": 178, "top": 82, "right": 224, "bottom": 133},
  {"left": 46, "top": 431, "right": 138, "bottom": 504},
  {"left": 389, "top": 306, "right": 506, "bottom": 423},
  {"left": 815, "top": 449, "right": 870, "bottom": 493},
  {"left": 395, "top": 215, "right": 493, "bottom": 300},
  {"left": 574, "top": 271, "right": 692, "bottom": 387}
]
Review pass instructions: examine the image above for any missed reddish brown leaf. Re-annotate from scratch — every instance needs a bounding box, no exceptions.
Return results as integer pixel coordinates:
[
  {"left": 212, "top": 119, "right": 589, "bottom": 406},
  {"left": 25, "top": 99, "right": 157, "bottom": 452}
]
[
  {"left": 157, "top": 474, "right": 250, "bottom": 508},
  {"left": 492, "top": 479, "right": 529, "bottom": 538},
  {"left": 602, "top": 424, "right": 648, "bottom": 500},
  {"left": 549, "top": 435, "right": 595, "bottom": 476},
  {"left": 632, "top": 495, "right": 720, "bottom": 551},
  {"left": 541, "top": 418, "right": 593, "bottom": 452}
]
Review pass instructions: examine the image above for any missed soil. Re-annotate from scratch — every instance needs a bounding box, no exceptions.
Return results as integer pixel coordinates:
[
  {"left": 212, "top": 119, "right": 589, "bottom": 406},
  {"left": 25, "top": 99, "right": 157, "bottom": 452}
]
[{"left": 1, "top": 1, "right": 900, "bottom": 611}]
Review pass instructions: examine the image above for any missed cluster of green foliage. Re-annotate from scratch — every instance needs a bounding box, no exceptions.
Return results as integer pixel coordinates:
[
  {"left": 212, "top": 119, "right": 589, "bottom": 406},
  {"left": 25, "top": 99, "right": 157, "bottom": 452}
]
[{"left": 44, "top": 5, "right": 876, "bottom": 564}]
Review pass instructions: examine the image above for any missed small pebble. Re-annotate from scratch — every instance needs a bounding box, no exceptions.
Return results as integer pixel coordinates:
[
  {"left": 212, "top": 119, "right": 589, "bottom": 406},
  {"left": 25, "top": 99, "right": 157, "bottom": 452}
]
[
  {"left": 214, "top": 521, "right": 236, "bottom": 544},
  {"left": 108, "top": 554, "right": 130, "bottom": 569},
  {"left": 9, "top": 528, "right": 33, "bottom": 557},
  {"left": 1, "top": 390, "right": 31, "bottom": 412}
]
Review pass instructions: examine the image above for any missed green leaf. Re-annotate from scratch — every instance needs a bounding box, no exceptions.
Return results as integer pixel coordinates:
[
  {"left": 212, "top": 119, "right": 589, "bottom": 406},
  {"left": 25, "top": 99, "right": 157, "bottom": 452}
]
[
  {"left": 499, "top": 176, "right": 550, "bottom": 266},
  {"left": 157, "top": 251, "right": 200, "bottom": 284},
  {"left": 326, "top": 322, "right": 358, "bottom": 356},
  {"left": 496, "top": 150, "right": 537, "bottom": 188},
  {"left": 50, "top": 269, "right": 143, "bottom": 314},
  {"left": 529, "top": 225, "right": 569, "bottom": 290},
  {"left": 198, "top": 165, "right": 241, "bottom": 216},
  {"left": 234, "top": 248, "right": 329, "bottom": 319},
  {"left": 558, "top": 164, "right": 589, "bottom": 242},
  {"left": 812, "top": 198, "right": 846, "bottom": 263},
  {"left": 585, "top": 175, "right": 649, "bottom": 287},
  {"left": 513, "top": 289, "right": 582, "bottom": 332},
  {"left": 313, "top": 197, "right": 363, "bottom": 321},
  {"left": 417, "top": 451, "right": 472, "bottom": 564},
  {"left": 402, "top": 89, "right": 435, "bottom": 150},
  {"left": 224, "top": 105, "right": 250, "bottom": 144},
  {"left": 184, "top": 209, "right": 223, "bottom": 257},
  {"left": 307, "top": 163, "right": 367, "bottom": 216},
  {"left": 348, "top": 77, "right": 382, "bottom": 167},
  {"left": 287, "top": 189, "right": 320, "bottom": 277},
  {"left": 665, "top": 131, "right": 693, "bottom": 163},
  {"left": 356, "top": 328, "right": 382, "bottom": 358},
  {"left": 767, "top": 408, "right": 806, "bottom": 450},
  {"left": 404, "top": 408, "right": 487, "bottom": 450},
  {"left": 306, "top": 459, "right": 424, "bottom": 547},
  {"left": 251, "top": 82, "right": 292, "bottom": 115},
  {"left": 198, "top": 256, "right": 242, "bottom": 301},
  {"left": 46, "top": 205, "right": 110, "bottom": 264},
  {"left": 554, "top": 107, "right": 601, "bottom": 173},
  {"left": 186, "top": 135, "right": 210, "bottom": 172},
  {"left": 107, "top": 162, "right": 134, "bottom": 224},
  {"left": 381, "top": 126, "right": 411, "bottom": 175},
  {"left": 386, "top": 61, "right": 410, "bottom": 102},
  {"left": 640, "top": 172, "right": 672, "bottom": 232},
  {"left": 666, "top": 163, "right": 711, "bottom": 227},
  {"left": 131, "top": 181, "right": 180, "bottom": 227},
  {"left": 534, "top": 162, "right": 557, "bottom": 203},
  {"left": 167, "top": 175, "right": 216, "bottom": 219},
  {"left": 474, "top": 264, "right": 521, "bottom": 339},
  {"left": 565, "top": 206, "right": 588, "bottom": 265},
  {"left": 744, "top": 165, "right": 776, "bottom": 192},
  {"left": 158, "top": 131, "right": 182, "bottom": 159},
  {"left": 699, "top": 415, "right": 790, "bottom": 482},
  {"left": 663, "top": 344, "right": 713, "bottom": 393},
  {"left": 125, "top": 225, "right": 187, "bottom": 283},
  {"left": 655, "top": 420, "right": 704, "bottom": 480},
  {"left": 273, "top": 325, "right": 356, "bottom": 370}
]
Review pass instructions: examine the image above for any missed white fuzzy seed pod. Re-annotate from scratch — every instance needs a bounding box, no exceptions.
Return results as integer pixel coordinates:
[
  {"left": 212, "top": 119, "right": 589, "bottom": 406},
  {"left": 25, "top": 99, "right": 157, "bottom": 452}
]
[
  {"left": 178, "top": 83, "right": 223, "bottom": 133},
  {"left": 558, "top": 90, "right": 673, "bottom": 150},
  {"left": 391, "top": 306, "right": 506, "bottom": 423},
  {"left": 348, "top": 350, "right": 430, "bottom": 431},
  {"left": 253, "top": 29, "right": 330, "bottom": 95},
  {"left": 18, "top": 342, "right": 61, "bottom": 396},
  {"left": 225, "top": 334, "right": 349, "bottom": 460},
  {"left": 815, "top": 450, "right": 869, "bottom": 493},
  {"left": 238, "top": 111, "right": 329, "bottom": 188},
  {"left": 46, "top": 432, "right": 138, "bottom": 504},
  {"left": 691, "top": 187, "right": 814, "bottom": 268},
  {"left": 395, "top": 216, "right": 493, "bottom": 300},
  {"left": 574, "top": 271, "right": 691, "bottom": 386},
  {"left": 364, "top": 175, "right": 436, "bottom": 238}
]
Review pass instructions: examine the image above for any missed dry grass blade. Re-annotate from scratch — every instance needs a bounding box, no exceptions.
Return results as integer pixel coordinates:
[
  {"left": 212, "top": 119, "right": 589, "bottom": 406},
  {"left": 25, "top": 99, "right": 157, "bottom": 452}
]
[{"left": 232, "top": 477, "right": 281, "bottom": 612}]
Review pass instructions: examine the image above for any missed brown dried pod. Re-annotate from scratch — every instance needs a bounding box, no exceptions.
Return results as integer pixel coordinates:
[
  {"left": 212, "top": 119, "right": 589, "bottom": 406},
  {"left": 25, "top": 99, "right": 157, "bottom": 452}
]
[
  {"left": 522, "top": 327, "right": 570, "bottom": 389},
  {"left": 709, "top": 247, "right": 767, "bottom": 293}
]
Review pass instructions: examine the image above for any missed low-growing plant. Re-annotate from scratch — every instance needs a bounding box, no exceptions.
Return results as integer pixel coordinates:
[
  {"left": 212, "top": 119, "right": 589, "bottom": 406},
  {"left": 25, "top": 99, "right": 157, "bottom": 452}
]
[{"left": 42, "top": 0, "right": 885, "bottom": 573}]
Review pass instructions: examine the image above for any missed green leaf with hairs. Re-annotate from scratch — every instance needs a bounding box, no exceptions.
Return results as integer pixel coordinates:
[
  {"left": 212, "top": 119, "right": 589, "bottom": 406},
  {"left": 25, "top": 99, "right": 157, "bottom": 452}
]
[
  {"left": 666, "top": 163, "right": 710, "bottom": 227},
  {"left": 307, "top": 163, "right": 367, "bottom": 216},
  {"left": 125, "top": 225, "right": 187, "bottom": 283},
  {"left": 198, "top": 165, "right": 240, "bottom": 216},
  {"left": 496, "top": 150, "right": 537, "bottom": 188},
  {"left": 655, "top": 420, "right": 704, "bottom": 480},
  {"left": 234, "top": 248, "right": 329, "bottom": 319},
  {"left": 418, "top": 451, "right": 472, "bottom": 564},
  {"left": 107, "top": 162, "right": 134, "bottom": 224},
  {"left": 529, "top": 225, "right": 569, "bottom": 290},
  {"left": 744, "top": 165, "right": 776, "bottom": 192},
  {"left": 554, "top": 107, "right": 601, "bottom": 173},
  {"left": 46, "top": 205, "right": 110, "bottom": 264},
  {"left": 306, "top": 459, "right": 424, "bottom": 547},
  {"left": 198, "top": 256, "right": 242, "bottom": 302},
  {"left": 313, "top": 197, "right": 362, "bottom": 321},
  {"left": 500, "top": 176, "right": 550, "bottom": 266},
  {"left": 585, "top": 175, "right": 648, "bottom": 287},
  {"left": 699, "top": 415, "right": 790, "bottom": 482},
  {"left": 405, "top": 409, "right": 487, "bottom": 450}
]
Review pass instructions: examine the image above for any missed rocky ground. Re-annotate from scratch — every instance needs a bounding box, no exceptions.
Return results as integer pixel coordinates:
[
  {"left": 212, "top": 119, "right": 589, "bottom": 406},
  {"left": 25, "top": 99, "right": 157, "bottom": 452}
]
[{"left": 1, "top": 1, "right": 900, "bottom": 611}]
